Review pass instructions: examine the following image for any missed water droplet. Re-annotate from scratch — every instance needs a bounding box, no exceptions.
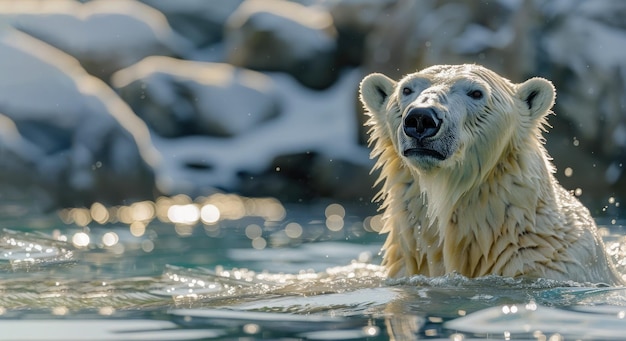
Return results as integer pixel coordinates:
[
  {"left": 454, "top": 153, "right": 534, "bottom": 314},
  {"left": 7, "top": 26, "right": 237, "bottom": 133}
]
[{"left": 564, "top": 167, "right": 573, "bottom": 177}]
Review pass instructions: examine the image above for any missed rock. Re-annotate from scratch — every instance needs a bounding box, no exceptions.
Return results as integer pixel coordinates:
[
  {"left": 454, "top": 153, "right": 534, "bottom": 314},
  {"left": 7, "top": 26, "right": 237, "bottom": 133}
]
[
  {"left": 543, "top": 3, "right": 626, "bottom": 154},
  {"left": 0, "top": 29, "right": 159, "bottom": 207},
  {"left": 0, "top": 0, "right": 193, "bottom": 81},
  {"left": 321, "top": 0, "right": 396, "bottom": 67},
  {"left": 139, "top": 0, "right": 244, "bottom": 48},
  {"left": 224, "top": 0, "right": 339, "bottom": 90},
  {"left": 538, "top": 1, "right": 626, "bottom": 212},
  {"left": 238, "top": 151, "right": 377, "bottom": 202},
  {"left": 362, "top": 0, "right": 533, "bottom": 80},
  {"left": 111, "top": 56, "right": 281, "bottom": 138},
  {"left": 147, "top": 69, "right": 372, "bottom": 201}
]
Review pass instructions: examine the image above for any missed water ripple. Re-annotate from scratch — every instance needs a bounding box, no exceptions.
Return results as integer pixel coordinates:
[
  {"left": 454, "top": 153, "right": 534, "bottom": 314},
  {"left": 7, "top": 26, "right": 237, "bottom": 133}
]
[{"left": 0, "top": 229, "right": 75, "bottom": 271}]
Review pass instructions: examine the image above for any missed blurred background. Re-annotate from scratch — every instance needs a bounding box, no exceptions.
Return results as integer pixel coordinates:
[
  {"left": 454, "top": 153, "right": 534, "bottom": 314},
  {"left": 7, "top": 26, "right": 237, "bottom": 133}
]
[{"left": 0, "top": 0, "right": 624, "bottom": 219}]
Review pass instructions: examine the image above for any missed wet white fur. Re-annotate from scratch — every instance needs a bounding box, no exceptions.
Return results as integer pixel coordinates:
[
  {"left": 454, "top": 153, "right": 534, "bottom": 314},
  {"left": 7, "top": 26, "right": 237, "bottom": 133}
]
[{"left": 360, "top": 64, "right": 622, "bottom": 285}]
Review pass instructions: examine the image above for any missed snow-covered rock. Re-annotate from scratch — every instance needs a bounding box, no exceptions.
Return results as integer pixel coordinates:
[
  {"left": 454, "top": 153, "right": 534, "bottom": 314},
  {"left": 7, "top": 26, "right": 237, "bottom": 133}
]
[
  {"left": 150, "top": 69, "right": 374, "bottom": 200},
  {"left": 224, "top": 0, "right": 339, "bottom": 90},
  {"left": 139, "top": 0, "right": 244, "bottom": 48},
  {"left": 363, "top": 0, "right": 531, "bottom": 80},
  {"left": 540, "top": 1, "right": 626, "bottom": 200},
  {"left": 0, "top": 0, "right": 622, "bottom": 211},
  {"left": 0, "top": 29, "right": 159, "bottom": 207},
  {"left": 544, "top": 5, "right": 626, "bottom": 152},
  {"left": 321, "top": 0, "right": 395, "bottom": 67},
  {"left": 112, "top": 56, "right": 280, "bottom": 138},
  {"left": 0, "top": 0, "right": 193, "bottom": 81}
]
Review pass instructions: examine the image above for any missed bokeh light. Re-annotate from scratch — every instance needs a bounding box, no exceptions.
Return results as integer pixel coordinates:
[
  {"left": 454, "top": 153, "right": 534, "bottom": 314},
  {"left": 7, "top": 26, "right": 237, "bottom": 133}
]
[
  {"left": 363, "top": 326, "right": 380, "bottom": 337},
  {"left": 167, "top": 204, "right": 200, "bottom": 225},
  {"left": 141, "top": 240, "right": 155, "bottom": 253},
  {"left": 363, "top": 214, "right": 383, "bottom": 233},
  {"left": 72, "top": 232, "right": 90, "bottom": 248},
  {"left": 102, "top": 232, "right": 119, "bottom": 247},
  {"left": 206, "top": 194, "right": 245, "bottom": 220},
  {"left": 52, "top": 306, "right": 69, "bottom": 316},
  {"left": 131, "top": 201, "right": 156, "bottom": 221},
  {"left": 245, "top": 224, "right": 263, "bottom": 239},
  {"left": 90, "top": 202, "right": 109, "bottom": 224},
  {"left": 243, "top": 323, "right": 261, "bottom": 334},
  {"left": 325, "top": 203, "right": 345, "bottom": 219},
  {"left": 130, "top": 221, "right": 146, "bottom": 237},
  {"left": 99, "top": 306, "right": 115, "bottom": 316},
  {"left": 251, "top": 237, "right": 267, "bottom": 250},
  {"left": 284, "top": 222, "right": 303, "bottom": 238},
  {"left": 325, "top": 203, "right": 345, "bottom": 231},
  {"left": 71, "top": 208, "right": 92, "bottom": 226},
  {"left": 200, "top": 204, "right": 220, "bottom": 224},
  {"left": 57, "top": 193, "right": 291, "bottom": 246},
  {"left": 53, "top": 193, "right": 389, "bottom": 257},
  {"left": 326, "top": 214, "right": 344, "bottom": 231}
]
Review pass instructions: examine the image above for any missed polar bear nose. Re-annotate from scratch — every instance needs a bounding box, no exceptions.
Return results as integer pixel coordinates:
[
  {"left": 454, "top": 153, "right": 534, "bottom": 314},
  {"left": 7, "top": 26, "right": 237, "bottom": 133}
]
[{"left": 403, "top": 107, "right": 442, "bottom": 140}]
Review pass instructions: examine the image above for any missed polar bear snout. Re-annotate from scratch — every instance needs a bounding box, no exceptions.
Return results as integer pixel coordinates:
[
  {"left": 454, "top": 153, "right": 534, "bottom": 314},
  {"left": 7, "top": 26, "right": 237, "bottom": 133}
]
[
  {"left": 403, "top": 107, "right": 442, "bottom": 140},
  {"left": 399, "top": 106, "right": 454, "bottom": 164}
]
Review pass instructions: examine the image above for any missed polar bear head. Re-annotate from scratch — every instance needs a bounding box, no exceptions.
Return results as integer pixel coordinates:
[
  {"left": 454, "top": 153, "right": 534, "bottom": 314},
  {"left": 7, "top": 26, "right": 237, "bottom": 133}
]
[{"left": 359, "top": 64, "right": 555, "bottom": 184}]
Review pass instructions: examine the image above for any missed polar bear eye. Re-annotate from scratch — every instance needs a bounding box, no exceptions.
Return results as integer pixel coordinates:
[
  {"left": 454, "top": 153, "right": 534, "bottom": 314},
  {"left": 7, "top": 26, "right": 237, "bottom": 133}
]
[
  {"left": 402, "top": 87, "right": 414, "bottom": 96},
  {"left": 468, "top": 90, "right": 483, "bottom": 100}
]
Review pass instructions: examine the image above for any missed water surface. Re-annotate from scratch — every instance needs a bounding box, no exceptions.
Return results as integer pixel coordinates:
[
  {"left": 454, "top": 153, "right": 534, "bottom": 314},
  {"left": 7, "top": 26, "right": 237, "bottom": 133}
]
[{"left": 1, "top": 194, "right": 625, "bottom": 340}]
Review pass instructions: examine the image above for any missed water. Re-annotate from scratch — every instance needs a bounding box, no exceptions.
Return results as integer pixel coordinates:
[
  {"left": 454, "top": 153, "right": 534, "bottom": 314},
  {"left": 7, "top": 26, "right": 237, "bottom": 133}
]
[{"left": 1, "top": 194, "right": 626, "bottom": 340}]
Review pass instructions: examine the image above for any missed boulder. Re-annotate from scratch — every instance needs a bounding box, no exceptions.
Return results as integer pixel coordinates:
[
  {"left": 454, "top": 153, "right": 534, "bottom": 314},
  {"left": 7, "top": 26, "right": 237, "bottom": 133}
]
[
  {"left": 224, "top": 0, "right": 339, "bottom": 90},
  {"left": 146, "top": 70, "right": 373, "bottom": 201},
  {"left": 112, "top": 56, "right": 281, "bottom": 138},
  {"left": 0, "top": 29, "right": 159, "bottom": 207},
  {"left": 139, "top": 0, "right": 244, "bottom": 48},
  {"left": 321, "top": 0, "right": 396, "bottom": 67},
  {"left": 0, "top": 0, "right": 193, "bottom": 81}
]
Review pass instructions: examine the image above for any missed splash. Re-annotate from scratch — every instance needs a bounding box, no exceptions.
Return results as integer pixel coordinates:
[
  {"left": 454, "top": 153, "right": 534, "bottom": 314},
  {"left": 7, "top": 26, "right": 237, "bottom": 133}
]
[{"left": 0, "top": 229, "right": 75, "bottom": 271}]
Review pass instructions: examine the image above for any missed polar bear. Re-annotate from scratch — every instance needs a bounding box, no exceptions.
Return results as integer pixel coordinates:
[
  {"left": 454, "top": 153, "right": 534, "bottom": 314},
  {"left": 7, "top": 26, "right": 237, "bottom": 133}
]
[{"left": 359, "top": 64, "right": 622, "bottom": 285}]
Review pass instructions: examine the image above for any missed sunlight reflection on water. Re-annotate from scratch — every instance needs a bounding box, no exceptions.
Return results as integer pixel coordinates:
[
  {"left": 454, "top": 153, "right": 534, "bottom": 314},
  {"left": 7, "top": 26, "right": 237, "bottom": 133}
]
[
  {"left": 57, "top": 193, "right": 384, "bottom": 252},
  {"left": 1, "top": 195, "right": 626, "bottom": 340}
]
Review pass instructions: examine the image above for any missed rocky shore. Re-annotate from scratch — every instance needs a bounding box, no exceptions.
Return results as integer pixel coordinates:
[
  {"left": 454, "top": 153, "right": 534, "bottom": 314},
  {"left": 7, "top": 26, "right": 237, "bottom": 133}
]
[{"left": 0, "top": 0, "right": 623, "bottom": 217}]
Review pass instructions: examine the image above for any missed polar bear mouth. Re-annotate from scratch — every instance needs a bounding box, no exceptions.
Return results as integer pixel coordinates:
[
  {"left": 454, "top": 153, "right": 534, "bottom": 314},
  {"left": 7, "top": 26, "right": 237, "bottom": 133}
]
[{"left": 403, "top": 148, "right": 446, "bottom": 160}]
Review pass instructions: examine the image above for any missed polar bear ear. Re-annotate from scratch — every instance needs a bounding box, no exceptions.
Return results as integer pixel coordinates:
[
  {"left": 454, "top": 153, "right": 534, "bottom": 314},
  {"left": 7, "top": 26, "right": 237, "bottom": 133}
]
[
  {"left": 359, "top": 73, "right": 396, "bottom": 114},
  {"left": 517, "top": 77, "right": 556, "bottom": 120}
]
